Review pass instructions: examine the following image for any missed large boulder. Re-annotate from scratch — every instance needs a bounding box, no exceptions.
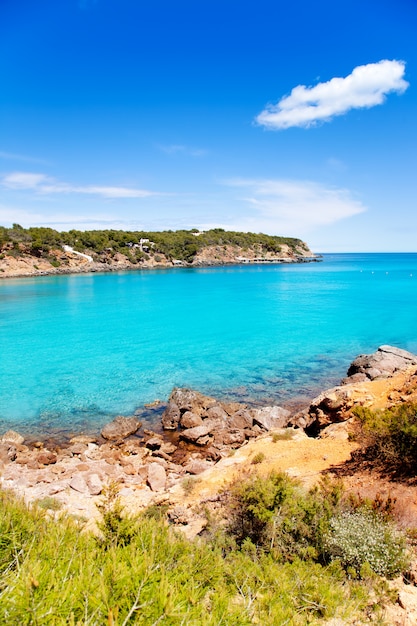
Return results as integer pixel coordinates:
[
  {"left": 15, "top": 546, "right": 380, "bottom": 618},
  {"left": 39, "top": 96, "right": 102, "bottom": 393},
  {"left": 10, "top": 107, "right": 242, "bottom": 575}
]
[
  {"left": 101, "top": 416, "right": 142, "bottom": 440},
  {"left": 290, "top": 386, "right": 363, "bottom": 432},
  {"left": 253, "top": 406, "right": 291, "bottom": 431},
  {"left": 346, "top": 345, "right": 417, "bottom": 382},
  {"left": 169, "top": 388, "right": 217, "bottom": 415},
  {"left": 162, "top": 388, "right": 227, "bottom": 430}
]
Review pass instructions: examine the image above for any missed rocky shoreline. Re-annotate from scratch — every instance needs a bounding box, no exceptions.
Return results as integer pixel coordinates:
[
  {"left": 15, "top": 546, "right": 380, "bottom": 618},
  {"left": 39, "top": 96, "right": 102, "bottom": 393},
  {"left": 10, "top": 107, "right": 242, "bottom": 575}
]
[
  {"left": 0, "top": 241, "right": 319, "bottom": 280},
  {"left": 1, "top": 344, "right": 417, "bottom": 531}
]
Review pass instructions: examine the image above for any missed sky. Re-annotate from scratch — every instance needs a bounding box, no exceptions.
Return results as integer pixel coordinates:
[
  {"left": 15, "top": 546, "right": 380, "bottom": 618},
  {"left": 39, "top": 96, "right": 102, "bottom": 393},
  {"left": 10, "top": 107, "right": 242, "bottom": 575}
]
[{"left": 1, "top": 0, "right": 416, "bottom": 252}]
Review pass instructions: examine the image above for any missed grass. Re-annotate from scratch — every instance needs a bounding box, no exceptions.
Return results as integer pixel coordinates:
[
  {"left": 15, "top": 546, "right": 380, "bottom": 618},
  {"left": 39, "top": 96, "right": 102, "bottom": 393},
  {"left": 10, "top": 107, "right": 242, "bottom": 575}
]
[
  {"left": 0, "top": 474, "right": 410, "bottom": 624},
  {"left": 272, "top": 429, "right": 295, "bottom": 442},
  {"left": 251, "top": 451, "right": 265, "bottom": 464},
  {"left": 34, "top": 497, "right": 63, "bottom": 511}
]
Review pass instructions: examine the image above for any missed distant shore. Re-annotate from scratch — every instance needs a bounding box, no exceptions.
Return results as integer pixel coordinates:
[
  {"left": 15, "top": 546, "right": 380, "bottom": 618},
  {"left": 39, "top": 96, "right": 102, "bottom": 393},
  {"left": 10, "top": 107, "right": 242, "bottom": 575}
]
[{"left": 0, "top": 254, "right": 321, "bottom": 280}]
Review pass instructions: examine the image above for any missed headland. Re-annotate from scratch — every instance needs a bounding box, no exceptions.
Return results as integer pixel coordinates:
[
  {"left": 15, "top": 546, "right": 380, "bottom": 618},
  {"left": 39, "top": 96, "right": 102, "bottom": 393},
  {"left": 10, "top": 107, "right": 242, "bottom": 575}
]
[{"left": 0, "top": 224, "right": 318, "bottom": 279}]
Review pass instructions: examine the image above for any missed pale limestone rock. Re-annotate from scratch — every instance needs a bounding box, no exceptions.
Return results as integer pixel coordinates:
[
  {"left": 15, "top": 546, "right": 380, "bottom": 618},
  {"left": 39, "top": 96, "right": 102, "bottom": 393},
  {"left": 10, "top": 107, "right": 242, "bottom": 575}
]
[
  {"left": 183, "top": 459, "right": 212, "bottom": 475},
  {"left": 86, "top": 473, "right": 103, "bottom": 495},
  {"left": 69, "top": 474, "right": 88, "bottom": 493},
  {"left": 1, "top": 430, "right": 24, "bottom": 445},
  {"left": 253, "top": 406, "right": 291, "bottom": 431},
  {"left": 147, "top": 462, "right": 166, "bottom": 491}
]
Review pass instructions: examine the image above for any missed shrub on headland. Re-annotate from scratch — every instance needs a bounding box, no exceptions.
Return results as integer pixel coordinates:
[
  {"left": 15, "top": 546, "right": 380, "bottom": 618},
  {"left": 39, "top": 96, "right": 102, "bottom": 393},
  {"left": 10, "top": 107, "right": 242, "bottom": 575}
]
[
  {"left": 0, "top": 224, "right": 309, "bottom": 263},
  {"left": 354, "top": 401, "right": 417, "bottom": 475}
]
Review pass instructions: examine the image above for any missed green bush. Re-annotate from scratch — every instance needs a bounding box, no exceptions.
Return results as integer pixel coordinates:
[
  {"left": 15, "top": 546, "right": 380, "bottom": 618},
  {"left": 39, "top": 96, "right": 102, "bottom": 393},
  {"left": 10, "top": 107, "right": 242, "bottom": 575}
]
[
  {"left": 226, "top": 473, "right": 343, "bottom": 561},
  {"left": 323, "top": 509, "right": 409, "bottom": 577},
  {"left": 354, "top": 402, "right": 417, "bottom": 474}
]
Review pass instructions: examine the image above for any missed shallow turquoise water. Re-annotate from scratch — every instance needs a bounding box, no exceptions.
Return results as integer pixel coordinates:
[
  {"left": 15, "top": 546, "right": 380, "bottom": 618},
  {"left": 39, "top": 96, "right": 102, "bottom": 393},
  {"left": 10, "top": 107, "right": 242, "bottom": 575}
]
[{"left": 1, "top": 253, "right": 417, "bottom": 436}]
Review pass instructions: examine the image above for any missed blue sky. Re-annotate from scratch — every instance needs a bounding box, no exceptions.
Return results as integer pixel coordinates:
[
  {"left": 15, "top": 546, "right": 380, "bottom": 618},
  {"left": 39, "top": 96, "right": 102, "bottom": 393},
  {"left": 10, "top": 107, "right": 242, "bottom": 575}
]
[{"left": 1, "top": 0, "right": 416, "bottom": 252}]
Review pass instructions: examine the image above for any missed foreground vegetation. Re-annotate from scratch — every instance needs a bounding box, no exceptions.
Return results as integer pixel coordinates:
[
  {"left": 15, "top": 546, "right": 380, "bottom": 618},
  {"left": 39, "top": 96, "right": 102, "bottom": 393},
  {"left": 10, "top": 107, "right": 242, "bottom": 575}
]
[
  {"left": 354, "top": 400, "right": 417, "bottom": 477},
  {"left": 0, "top": 470, "right": 410, "bottom": 625},
  {"left": 0, "top": 223, "right": 309, "bottom": 264}
]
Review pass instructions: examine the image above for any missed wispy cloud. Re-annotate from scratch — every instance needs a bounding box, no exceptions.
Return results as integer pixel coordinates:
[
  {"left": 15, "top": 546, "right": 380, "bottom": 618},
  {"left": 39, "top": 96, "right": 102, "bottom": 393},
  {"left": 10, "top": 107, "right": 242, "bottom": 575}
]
[
  {"left": 157, "top": 144, "right": 207, "bottom": 157},
  {"left": 256, "top": 60, "right": 409, "bottom": 130},
  {"left": 0, "top": 150, "right": 48, "bottom": 165},
  {"left": 224, "top": 178, "right": 366, "bottom": 234},
  {"left": 0, "top": 204, "right": 148, "bottom": 231},
  {"left": 2, "top": 172, "right": 158, "bottom": 199}
]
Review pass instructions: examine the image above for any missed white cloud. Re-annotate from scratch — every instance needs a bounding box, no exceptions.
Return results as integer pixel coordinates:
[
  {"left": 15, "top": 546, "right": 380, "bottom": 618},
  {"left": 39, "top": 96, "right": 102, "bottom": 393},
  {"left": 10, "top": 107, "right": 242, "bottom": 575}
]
[
  {"left": 256, "top": 60, "right": 409, "bottom": 129},
  {"left": 0, "top": 204, "right": 147, "bottom": 231},
  {"left": 2, "top": 172, "right": 157, "bottom": 198},
  {"left": 224, "top": 178, "right": 366, "bottom": 235}
]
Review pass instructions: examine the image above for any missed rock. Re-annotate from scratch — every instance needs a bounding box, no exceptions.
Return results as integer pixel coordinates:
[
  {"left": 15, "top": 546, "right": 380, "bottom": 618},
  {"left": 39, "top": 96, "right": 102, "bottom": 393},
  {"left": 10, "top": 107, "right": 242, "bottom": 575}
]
[
  {"left": 145, "top": 435, "right": 163, "bottom": 450},
  {"left": 1, "top": 430, "right": 25, "bottom": 445},
  {"left": 69, "top": 434, "right": 98, "bottom": 445},
  {"left": 160, "top": 442, "right": 177, "bottom": 455},
  {"left": 227, "top": 409, "right": 253, "bottom": 429},
  {"left": 37, "top": 451, "right": 57, "bottom": 465},
  {"left": 253, "top": 406, "right": 291, "bottom": 431},
  {"left": 184, "top": 459, "right": 212, "bottom": 474},
  {"left": 204, "top": 446, "right": 222, "bottom": 461},
  {"left": 68, "top": 442, "right": 88, "bottom": 455},
  {"left": 179, "top": 421, "right": 217, "bottom": 443},
  {"left": 223, "top": 402, "right": 245, "bottom": 416},
  {"left": 180, "top": 411, "right": 203, "bottom": 429},
  {"left": 169, "top": 388, "right": 217, "bottom": 415},
  {"left": 346, "top": 345, "right": 417, "bottom": 382},
  {"left": 168, "top": 506, "right": 190, "bottom": 525},
  {"left": 0, "top": 443, "right": 17, "bottom": 464},
  {"left": 397, "top": 586, "right": 417, "bottom": 623},
  {"left": 194, "top": 435, "right": 211, "bottom": 446},
  {"left": 161, "top": 401, "right": 181, "bottom": 430},
  {"left": 292, "top": 386, "right": 356, "bottom": 432},
  {"left": 101, "top": 416, "right": 142, "bottom": 440},
  {"left": 147, "top": 462, "right": 167, "bottom": 491},
  {"left": 205, "top": 405, "right": 229, "bottom": 422},
  {"left": 86, "top": 473, "right": 103, "bottom": 495},
  {"left": 319, "top": 419, "right": 354, "bottom": 440},
  {"left": 69, "top": 475, "right": 88, "bottom": 493},
  {"left": 213, "top": 429, "right": 246, "bottom": 446}
]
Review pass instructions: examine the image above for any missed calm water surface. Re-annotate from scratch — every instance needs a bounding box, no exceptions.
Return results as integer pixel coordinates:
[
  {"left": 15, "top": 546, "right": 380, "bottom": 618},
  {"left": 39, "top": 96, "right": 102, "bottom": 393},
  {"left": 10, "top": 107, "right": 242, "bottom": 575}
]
[{"left": 1, "top": 253, "right": 417, "bottom": 436}]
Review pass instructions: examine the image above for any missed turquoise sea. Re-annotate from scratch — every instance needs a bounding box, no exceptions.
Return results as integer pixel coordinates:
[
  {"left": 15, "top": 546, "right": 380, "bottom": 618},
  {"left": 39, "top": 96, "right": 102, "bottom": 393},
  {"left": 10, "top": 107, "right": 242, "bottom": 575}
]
[{"left": 1, "top": 253, "right": 417, "bottom": 438}]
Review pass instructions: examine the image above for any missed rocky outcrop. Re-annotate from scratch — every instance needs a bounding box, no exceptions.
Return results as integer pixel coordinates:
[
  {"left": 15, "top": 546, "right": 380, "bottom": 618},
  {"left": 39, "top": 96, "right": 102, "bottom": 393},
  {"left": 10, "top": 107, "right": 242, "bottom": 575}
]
[
  {"left": 292, "top": 345, "right": 417, "bottom": 434},
  {"left": 345, "top": 345, "right": 417, "bottom": 382},
  {"left": 162, "top": 387, "right": 293, "bottom": 451}
]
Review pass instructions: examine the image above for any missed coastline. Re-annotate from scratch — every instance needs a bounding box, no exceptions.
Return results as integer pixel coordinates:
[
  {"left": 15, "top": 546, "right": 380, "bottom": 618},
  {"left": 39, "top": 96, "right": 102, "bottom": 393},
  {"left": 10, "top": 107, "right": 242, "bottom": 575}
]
[
  {"left": 0, "top": 255, "right": 320, "bottom": 281},
  {"left": 1, "top": 346, "right": 417, "bottom": 539}
]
